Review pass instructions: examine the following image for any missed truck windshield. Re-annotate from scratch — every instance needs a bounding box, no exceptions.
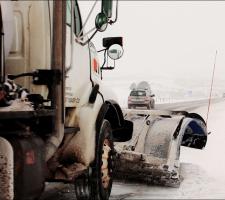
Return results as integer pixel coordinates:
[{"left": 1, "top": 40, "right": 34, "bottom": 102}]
[
  {"left": 66, "top": 1, "right": 72, "bottom": 26},
  {"left": 130, "top": 91, "right": 146, "bottom": 97},
  {"left": 66, "top": 0, "right": 83, "bottom": 37},
  {"left": 74, "top": 0, "right": 82, "bottom": 36}
]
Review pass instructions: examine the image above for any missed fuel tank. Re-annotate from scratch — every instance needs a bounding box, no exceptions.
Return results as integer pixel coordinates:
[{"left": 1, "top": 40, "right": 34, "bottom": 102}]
[{"left": 7, "top": 136, "right": 45, "bottom": 200}]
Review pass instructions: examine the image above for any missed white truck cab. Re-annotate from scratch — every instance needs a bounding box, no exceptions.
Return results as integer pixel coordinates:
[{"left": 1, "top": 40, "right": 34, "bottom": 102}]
[{"left": 0, "top": 1, "right": 132, "bottom": 200}]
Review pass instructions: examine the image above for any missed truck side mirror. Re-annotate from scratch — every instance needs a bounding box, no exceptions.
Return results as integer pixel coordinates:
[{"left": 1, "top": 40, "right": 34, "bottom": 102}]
[
  {"left": 101, "top": 0, "right": 113, "bottom": 18},
  {"left": 103, "top": 37, "right": 123, "bottom": 49},
  {"left": 103, "top": 37, "right": 123, "bottom": 60},
  {"left": 100, "top": 36, "right": 123, "bottom": 79},
  {"left": 95, "top": 13, "right": 108, "bottom": 32},
  {"left": 77, "top": 0, "right": 116, "bottom": 45},
  {"left": 108, "top": 44, "right": 123, "bottom": 60}
]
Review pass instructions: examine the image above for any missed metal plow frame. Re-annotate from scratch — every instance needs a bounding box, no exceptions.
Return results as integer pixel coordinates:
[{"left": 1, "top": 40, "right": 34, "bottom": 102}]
[{"left": 114, "top": 109, "right": 207, "bottom": 187}]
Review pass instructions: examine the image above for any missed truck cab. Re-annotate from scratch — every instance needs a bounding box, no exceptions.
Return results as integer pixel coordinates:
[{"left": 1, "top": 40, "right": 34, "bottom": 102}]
[{"left": 0, "top": 1, "right": 132, "bottom": 200}]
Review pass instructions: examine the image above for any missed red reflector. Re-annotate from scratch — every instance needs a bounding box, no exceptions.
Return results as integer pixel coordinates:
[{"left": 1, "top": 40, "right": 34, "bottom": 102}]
[
  {"left": 93, "top": 58, "right": 98, "bottom": 72},
  {"left": 25, "top": 150, "right": 35, "bottom": 165},
  {"left": 0, "top": 90, "right": 5, "bottom": 100}
]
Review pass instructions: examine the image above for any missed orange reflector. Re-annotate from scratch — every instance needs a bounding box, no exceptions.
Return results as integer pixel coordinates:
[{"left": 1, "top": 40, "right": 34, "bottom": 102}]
[
  {"left": 25, "top": 150, "right": 35, "bottom": 165},
  {"left": 93, "top": 58, "right": 98, "bottom": 72},
  {"left": 0, "top": 90, "right": 5, "bottom": 100}
]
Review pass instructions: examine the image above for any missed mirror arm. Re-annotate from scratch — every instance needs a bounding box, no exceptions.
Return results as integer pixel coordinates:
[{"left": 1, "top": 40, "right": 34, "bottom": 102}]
[
  {"left": 100, "top": 49, "right": 107, "bottom": 69},
  {"left": 97, "top": 48, "right": 107, "bottom": 53},
  {"left": 100, "top": 65, "right": 115, "bottom": 80},
  {"left": 101, "top": 51, "right": 115, "bottom": 70},
  {"left": 97, "top": 49, "right": 107, "bottom": 79},
  {"left": 100, "top": 49, "right": 111, "bottom": 80},
  {"left": 76, "top": 29, "right": 98, "bottom": 46},
  {"left": 100, "top": 49, "right": 116, "bottom": 79},
  {"left": 78, "top": 0, "right": 98, "bottom": 38},
  {"left": 109, "top": 0, "right": 118, "bottom": 25},
  {"left": 101, "top": 66, "right": 115, "bottom": 70}
]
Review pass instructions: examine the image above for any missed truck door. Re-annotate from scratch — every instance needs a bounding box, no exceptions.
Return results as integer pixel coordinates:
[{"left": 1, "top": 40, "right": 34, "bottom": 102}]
[
  {"left": 65, "top": 0, "right": 93, "bottom": 107},
  {"left": 5, "top": 1, "right": 51, "bottom": 96}
]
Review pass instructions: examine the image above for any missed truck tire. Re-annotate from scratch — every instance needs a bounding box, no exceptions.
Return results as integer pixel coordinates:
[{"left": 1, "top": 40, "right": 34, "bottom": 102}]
[{"left": 75, "top": 120, "right": 114, "bottom": 200}]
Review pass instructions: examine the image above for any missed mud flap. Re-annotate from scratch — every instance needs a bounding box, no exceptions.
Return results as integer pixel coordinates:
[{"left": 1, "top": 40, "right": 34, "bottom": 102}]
[
  {"left": 0, "top": 137, "right": 14, "bottom": 200},
  {"left": 8, "top": 136, "right": 45, "bottom": 200},
  {"left": 112, "top": 120, "right": 133, "bottom": 142}
]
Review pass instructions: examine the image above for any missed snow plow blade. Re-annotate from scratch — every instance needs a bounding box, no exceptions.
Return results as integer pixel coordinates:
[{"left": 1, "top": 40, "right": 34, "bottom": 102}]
[{"left": 114, "top": 109, "right": 207, "bottom": 187}]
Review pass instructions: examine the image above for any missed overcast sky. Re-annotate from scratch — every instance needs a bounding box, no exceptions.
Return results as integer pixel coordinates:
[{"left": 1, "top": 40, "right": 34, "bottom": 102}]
[{"left": 79, "top": 1, "right": 225, "bottom": 93}]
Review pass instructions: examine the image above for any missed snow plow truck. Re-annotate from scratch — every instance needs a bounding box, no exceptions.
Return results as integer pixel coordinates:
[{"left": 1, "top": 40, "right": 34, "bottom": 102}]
[{"left": 0, "top": 1, "right": 208, "bottom": 200}]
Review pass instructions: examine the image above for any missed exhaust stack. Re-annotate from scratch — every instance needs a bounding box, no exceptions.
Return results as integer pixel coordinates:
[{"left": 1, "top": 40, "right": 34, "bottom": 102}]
[{"left": 45, "top": 1, "right": 66, "bottom": 161}]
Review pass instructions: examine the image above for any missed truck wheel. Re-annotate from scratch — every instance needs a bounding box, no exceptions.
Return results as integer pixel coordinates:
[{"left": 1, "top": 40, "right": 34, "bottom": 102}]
[{"left": 75, "top": 120, "right": 114, "bottom": 200}]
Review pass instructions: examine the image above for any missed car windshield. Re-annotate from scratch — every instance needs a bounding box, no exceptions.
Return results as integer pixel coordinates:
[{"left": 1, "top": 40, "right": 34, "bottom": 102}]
[{"left": 130, "top": 91, "right": 146, "bottom": 96}]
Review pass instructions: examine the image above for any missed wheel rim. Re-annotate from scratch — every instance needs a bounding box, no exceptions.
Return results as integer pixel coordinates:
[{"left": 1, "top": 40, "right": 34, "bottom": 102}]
[{"left": 101, "top": 138, "right": 111, "bottom": 189}]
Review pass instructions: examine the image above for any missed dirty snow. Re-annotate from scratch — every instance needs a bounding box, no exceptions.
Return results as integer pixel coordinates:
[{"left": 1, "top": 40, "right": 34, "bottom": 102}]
[
  {"left": 110, "top": 100, "right": 225, "bottom": 199},
  {"left": 40, "top": 100, "right": 225, "bottom": 200}
]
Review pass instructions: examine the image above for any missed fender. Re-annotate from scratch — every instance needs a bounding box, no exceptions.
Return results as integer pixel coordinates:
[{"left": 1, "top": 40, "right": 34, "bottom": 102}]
[
  {"left": 172, "top": 112, "right": 207, "bottom": 149},
  {"left": 147, "top": 112, "right": 207, "bottom": 151},
  {"left": 96, "top": 100, "right": 133, "bottom": 142},
  {"left": 187, "top": 112, "right": 206, "bottom": 125}
]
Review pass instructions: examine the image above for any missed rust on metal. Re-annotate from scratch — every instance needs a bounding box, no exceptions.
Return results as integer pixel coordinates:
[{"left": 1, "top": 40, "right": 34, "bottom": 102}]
[
  {"left": 0, "top": 156, "right": 12, "bottom": 200},
  {"left": 101, "top": 139, "right": 111, "bottom": 189},
  {"left": 114, "top": 111, "right": 184, "bottom": 187},
  {"left": 54, "top": 163, "right": 87, "bottom": 182}
]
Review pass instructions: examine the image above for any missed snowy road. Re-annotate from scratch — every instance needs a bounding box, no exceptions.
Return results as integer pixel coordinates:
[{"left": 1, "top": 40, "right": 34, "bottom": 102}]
[
  {"left": 41, "top": 99, "right": 225, "bottom": 199},
  {"left": 155, "top": 98, "right": 222, "bottom": 111}
]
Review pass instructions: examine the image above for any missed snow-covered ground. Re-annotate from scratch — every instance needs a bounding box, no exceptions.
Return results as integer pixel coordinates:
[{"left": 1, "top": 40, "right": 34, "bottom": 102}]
[
  {"left": 110, "top": 100, "right": 225, "bottom": 199},
  {"left": 40, "top": 100, "right": 225, "bottom": 200}
]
